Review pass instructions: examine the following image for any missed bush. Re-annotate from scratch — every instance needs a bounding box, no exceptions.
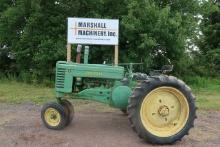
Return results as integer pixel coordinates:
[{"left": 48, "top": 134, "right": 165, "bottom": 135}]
[
  {"left": 183, "top": 76, "right": 220, "bottom": 89},
  {"left": 0, "top": 72, "right": 54, "bottom": 87}
]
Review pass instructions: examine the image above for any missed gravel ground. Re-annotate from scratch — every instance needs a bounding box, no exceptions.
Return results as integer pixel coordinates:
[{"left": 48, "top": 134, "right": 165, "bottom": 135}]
[{"left": 0, "top": 102, "right": 220, "bottom": 147}]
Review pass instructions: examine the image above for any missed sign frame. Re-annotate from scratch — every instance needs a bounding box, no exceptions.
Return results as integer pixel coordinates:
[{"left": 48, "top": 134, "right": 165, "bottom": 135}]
[
  {"left": 66, "top": 17, "right": 119, "bottom": 65},
  {"left": 67, "top": 17, "right": 119, "bottom": 45}
]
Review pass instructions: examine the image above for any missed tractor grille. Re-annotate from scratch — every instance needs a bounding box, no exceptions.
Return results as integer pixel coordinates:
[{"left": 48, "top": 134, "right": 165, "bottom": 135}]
[{"left": 56, "top": 68, "right": 65, "bottom": 88}]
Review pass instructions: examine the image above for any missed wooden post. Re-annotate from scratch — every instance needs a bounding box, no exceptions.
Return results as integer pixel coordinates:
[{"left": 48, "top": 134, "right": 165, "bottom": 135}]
[
  {"left": 67, "top": 43, "right": 71, "bottom": 62},
  {"left": 114, "top": 45, "right": 119, "bottom": 66}
]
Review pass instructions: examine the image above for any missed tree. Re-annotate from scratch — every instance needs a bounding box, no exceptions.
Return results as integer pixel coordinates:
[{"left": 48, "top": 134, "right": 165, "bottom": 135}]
[
  {"left": 0, "top": 0, "right": 26, "bottom": 75},
  {"left": 120, "top": 0, "right": 202, "bottom": 75},
  {"left": 0, "top": 0, "right": 205, "bottom": 82},
  {"left": 197, "top": 0, "right": 220, "bottom": 75}
]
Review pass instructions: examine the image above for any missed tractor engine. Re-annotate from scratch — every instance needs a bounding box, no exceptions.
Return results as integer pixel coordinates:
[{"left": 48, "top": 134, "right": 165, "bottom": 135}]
[{"left": 73, "top": 77, "right": 114, "bottom": 92}]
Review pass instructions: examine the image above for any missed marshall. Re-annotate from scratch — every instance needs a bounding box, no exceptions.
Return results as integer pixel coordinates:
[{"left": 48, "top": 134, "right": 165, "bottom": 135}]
[{"left": 78, "top": 22, "right": 106, "bottom": 29}]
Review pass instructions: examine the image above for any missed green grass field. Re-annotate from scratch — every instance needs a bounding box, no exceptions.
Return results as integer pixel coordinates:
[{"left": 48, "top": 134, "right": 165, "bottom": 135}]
[
  {"left": 192, "top": 82, "right": 220, "bottom": 110},
  {"left": 0, "top": 79, "right": 220, "bottom": 110},
  {"left": 0, "top": 81, "right": 55, "bottom": 104}
]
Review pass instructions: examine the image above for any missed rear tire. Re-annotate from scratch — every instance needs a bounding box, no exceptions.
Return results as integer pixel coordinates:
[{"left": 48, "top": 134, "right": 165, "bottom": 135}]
[
  {"left": 127, "top": 75, "right": 196, "bottom": 144},
  {"left": 133, "top": 73, "right": 148, "bottom": 80}
]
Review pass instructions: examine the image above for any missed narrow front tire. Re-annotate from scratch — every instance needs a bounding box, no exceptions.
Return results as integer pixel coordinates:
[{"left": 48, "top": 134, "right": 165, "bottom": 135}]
[
  {"left": 41, "top": 102, "right": 68, "bottom": 130},
  {"left": 60, "top": 99, "right": 74, "bottom": 126}
]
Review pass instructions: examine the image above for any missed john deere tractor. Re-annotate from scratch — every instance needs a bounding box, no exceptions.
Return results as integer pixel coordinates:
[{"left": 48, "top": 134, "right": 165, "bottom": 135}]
[{"left": 41, "top": 45, "right": 196, "bottom": 144}]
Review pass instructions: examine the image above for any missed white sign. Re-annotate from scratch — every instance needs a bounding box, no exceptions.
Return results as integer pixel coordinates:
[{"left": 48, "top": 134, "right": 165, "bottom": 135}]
[{"left": 68, "top": 18, "right": 119, "bottom": 45}]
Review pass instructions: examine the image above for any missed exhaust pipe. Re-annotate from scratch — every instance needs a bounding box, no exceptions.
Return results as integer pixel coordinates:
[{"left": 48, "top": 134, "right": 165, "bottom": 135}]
[{"left": 76, "top": 45, "right": 82, "bottom": 63}]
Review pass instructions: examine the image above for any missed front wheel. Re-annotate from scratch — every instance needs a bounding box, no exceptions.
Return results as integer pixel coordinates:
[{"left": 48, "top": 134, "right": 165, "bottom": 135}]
[
  {"left": 41, "top": 102, "right": 68, "bottom": 130},
  {"left": 60, "top": 99, "right": 74, "bottom": 126},
  {"left": 128, "top": 76, "right": 196, "bottom": 144}
]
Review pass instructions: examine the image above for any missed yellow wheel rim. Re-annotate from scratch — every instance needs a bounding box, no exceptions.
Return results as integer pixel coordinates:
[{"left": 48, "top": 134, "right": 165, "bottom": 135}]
[
  {"left": 140, "top": 86, "right": 189, "bottom": 137},
  {"left": 44, "top": 108, "right": 61, "bottom": 127}
]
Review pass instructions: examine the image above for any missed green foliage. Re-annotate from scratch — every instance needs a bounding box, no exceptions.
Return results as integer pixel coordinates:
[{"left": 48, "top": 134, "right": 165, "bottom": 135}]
[
  {"left": 196, "top": 0, "right": 220, "bottom": 76},
  {"left": 0, "top": 0, "right": 217, "bottom": 82},
  {"left": 183, "top": 75, "right": 220, "bottom": 89},
  {"left": 120, "top": 0, "right": 201, "bottom": 72}
]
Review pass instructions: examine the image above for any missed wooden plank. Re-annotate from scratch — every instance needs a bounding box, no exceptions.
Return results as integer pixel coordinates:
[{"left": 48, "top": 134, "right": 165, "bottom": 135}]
[
  {"left": 114, "top": 45, "right": 119, "bottom": 66},
  {"left": 67, "top": 43, "right": 71, "bottom": 62}
]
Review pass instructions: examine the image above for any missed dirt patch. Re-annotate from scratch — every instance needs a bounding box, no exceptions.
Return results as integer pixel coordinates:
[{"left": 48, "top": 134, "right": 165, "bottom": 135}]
[{"left": 0, "top": 102, "right": 220, "bottom": 147}]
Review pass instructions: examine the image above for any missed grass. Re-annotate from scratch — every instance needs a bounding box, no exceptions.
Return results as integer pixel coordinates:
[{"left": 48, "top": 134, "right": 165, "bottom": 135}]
[
  {"left": 190, "top": 77, "right": 220, "bottom": 110},
  {"left": 0, "top": 80, "right": 117, "bottom": 112},
  {"left": 195, "top": 90, "right": 220, "bottom": 110},
  {"left": 0, "top": 77, "right": 220, "bottom": 110},
  {"left": 0, "top": 80, "right": 55, "bottom": 104}
]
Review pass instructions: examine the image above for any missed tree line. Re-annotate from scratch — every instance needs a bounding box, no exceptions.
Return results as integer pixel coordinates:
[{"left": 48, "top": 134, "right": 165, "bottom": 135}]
[{"left": 0, "top": 0, "right": 219, "bottom": 83}]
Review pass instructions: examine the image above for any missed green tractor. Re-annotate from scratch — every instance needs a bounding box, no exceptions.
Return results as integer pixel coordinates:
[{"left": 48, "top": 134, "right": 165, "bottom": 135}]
[{"left": 41, "top": 45, "right": 196, "bottom": 144}]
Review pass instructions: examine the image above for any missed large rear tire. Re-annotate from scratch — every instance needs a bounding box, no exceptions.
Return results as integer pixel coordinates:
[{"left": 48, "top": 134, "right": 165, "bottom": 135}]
[{"left": 127, "top": 75, "right": 196, "bottom": 144}]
